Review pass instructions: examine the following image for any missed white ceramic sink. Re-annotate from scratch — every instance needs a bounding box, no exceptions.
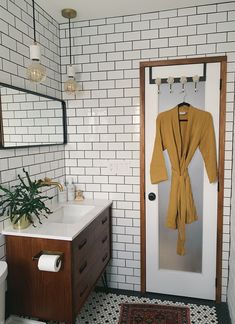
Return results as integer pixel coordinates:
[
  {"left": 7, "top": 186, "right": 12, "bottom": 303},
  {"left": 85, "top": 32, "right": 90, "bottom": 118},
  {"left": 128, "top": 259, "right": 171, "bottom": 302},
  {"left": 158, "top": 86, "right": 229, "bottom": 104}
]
[
  {"left": 48, "top": 204, "right": 95, "bottom": 224},
  {"left": 2, "top": 199, "right": 112, "bottom": 241}
]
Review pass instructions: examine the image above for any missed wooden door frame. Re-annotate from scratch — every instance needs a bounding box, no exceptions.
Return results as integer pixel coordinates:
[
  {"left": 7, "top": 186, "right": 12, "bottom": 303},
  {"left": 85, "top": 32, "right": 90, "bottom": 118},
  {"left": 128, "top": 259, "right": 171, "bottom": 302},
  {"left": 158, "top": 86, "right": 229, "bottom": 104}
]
[{"left": 140, "top": 56, "right": 227, "bottom": 302}]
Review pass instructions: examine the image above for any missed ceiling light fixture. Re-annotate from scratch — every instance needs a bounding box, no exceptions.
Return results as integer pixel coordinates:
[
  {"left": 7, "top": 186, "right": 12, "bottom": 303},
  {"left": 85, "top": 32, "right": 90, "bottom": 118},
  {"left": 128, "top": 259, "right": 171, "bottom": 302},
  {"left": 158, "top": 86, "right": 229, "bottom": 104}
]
[
  {"left": 62, "top": 8, "right": 78, "bottom": 94},
  {"left": 27, "top": 0, "right": 46, "bottom": 83}
]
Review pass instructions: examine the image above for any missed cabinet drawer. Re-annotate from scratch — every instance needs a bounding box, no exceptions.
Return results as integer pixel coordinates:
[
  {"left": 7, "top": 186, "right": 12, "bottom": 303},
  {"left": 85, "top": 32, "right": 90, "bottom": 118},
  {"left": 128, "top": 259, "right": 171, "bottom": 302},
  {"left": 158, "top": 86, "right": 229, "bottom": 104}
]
[
  {"left": 100, "top": 249, "right": 110, "bottom": 267},
  {"left": 73, "top": 207, "right": 111, "bottom": 311},
  {"left": 76, "top": 258, "right": 89, "bottom": 278},
  {"left": 95, "top": 209, "right": 110, "bottom": 235},
  {"left": 76, "top": 234, "right": 110, "bottom": 288},
  {"left": 72, "top": 222, "right": 95, "bottom": 282},
  {"left": 91, "top": 249, "right": 110, "bottom": 284},
  {"left": 96, "top": 231, "right": 110, "bottom": 258},
  {"left": 73, "top": 222, "right": 95, "bottom": 258},
  {"left": 73, "top": 271, "right": 92, "bottom": 313}
]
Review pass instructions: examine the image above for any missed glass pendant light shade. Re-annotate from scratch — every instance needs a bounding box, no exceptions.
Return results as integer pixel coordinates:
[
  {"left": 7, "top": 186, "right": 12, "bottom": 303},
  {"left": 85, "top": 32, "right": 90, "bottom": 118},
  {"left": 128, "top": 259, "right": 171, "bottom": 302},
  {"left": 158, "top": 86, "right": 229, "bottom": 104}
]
[
  {"left": 27, "top": 61, "right": 46, "bottom": 83},
  {"left": 64, "top": 65, "right": 78, "bottom": 94},
  {"left": 27, "top": 43, "right": 46, "bottom": 83},
  {"left": 64, "top": 77, "right": 78, "bottom": 94}
]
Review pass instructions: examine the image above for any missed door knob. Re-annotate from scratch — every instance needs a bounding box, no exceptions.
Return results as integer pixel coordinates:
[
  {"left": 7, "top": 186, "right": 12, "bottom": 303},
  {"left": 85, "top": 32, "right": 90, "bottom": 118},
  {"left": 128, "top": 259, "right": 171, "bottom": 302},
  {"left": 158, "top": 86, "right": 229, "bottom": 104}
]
[{"left": 148, "top": 192, "right": 156, "bottom": 201}]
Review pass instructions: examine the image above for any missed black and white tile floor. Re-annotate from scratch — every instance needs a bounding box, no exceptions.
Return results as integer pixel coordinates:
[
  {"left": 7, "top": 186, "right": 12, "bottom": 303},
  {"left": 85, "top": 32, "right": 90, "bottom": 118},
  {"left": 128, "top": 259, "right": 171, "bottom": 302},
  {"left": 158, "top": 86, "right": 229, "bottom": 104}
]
[
  {"left": 12, "top": 289, "right": 231, "bottom": 323},
  {"left": 76, "top": 288, "right": 231, "bottom": 324}
]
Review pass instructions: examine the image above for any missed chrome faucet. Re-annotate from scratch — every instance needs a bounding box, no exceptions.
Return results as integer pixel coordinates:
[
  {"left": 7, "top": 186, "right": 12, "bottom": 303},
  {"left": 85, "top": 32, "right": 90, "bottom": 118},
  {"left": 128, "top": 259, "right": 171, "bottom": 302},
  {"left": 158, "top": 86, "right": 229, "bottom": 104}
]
[{"left": 39, "top": 177, "right": 64, "bottom": 191}]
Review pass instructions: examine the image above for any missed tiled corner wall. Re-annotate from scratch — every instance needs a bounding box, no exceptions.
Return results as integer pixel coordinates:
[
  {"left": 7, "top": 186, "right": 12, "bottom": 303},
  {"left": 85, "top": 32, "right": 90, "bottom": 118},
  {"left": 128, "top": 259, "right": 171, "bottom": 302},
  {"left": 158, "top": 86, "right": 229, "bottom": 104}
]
[
  {"left": 60, "top": 2, "right": 235, "bottom": 302},
  {"left": 1, "top": 0, "right": 235, "bottom": 310},
  {"left": 0, "top": 0, "right": 65, "bottom": 260}
]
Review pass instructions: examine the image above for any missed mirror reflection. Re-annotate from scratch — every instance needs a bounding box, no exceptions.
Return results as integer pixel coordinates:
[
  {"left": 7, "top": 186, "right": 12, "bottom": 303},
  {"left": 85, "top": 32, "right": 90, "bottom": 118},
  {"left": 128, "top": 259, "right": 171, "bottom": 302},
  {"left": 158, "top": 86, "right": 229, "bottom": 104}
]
[{"left": 0, "top": 83, "right": 66, "bottom": 148}]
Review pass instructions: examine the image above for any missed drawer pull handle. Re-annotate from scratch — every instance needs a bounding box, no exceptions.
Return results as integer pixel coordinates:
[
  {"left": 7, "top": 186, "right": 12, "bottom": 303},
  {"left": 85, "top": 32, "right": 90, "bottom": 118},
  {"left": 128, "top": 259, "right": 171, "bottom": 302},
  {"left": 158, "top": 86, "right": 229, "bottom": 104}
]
[
  {"left": 79, "top": 239, "right": 87, "bottom": 250},
  {"left": 102, "top": 235, "right": 108, "bottom": 244},
  {"left": 79, "top": 261, "right": 87, "bottom": 274},
  {"left": 102, "top": 217, "right": 108, "bottom": 224},
  {"left": 102, "top": 253, "right": 108, "bottom": 262},
  {"left": 80, "top": 284, "right": 88, "bottom": 297}
]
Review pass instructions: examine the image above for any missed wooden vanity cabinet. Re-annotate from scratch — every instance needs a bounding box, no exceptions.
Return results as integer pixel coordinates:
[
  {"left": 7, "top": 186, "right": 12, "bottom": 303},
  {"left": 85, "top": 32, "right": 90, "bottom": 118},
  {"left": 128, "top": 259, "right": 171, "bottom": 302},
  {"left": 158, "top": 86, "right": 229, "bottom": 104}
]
[
  {"left": 6, "top": 207, "right": 111, "bottom": 324},
  {"left": 72, "top": 207, "right": 111, "bottom": 316}
]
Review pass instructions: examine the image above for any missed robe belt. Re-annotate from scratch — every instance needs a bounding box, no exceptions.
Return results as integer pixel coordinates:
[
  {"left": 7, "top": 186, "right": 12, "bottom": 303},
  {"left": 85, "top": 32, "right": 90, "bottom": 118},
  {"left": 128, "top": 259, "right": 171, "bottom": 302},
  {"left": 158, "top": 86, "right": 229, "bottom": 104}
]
[{"left": 171, "top": 168, "right": 190, "bottom": 256}]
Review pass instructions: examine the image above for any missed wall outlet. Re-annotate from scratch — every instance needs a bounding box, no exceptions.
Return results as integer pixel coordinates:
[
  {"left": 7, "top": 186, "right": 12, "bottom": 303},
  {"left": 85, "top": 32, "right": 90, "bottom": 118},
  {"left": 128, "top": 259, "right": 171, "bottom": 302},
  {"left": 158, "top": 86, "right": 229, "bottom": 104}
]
[{"left": 107, "top": 160, "right": 131, "bottom": 175}]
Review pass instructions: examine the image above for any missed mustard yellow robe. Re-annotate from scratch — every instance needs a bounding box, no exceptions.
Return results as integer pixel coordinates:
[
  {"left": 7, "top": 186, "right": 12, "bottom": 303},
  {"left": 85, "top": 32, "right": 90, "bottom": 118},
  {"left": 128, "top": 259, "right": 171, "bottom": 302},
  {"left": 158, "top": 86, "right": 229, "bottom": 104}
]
[{"left": 150, "top": 105, "right": 217, "bottom": 255}]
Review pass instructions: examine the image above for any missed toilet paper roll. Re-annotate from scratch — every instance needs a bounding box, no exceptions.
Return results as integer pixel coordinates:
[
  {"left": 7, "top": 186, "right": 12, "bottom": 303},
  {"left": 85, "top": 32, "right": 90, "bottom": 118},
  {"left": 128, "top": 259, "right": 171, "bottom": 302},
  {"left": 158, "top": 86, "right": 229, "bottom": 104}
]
[{"left": 37, "top": 254, "right": 62, "bottom": 272}]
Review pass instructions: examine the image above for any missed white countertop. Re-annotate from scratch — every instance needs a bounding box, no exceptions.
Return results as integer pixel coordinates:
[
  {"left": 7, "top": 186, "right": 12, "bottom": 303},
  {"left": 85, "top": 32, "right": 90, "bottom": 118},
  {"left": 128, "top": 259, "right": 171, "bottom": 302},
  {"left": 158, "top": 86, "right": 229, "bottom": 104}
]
[{"left": 2, "top": 199, "right": 112, "bottom": 241}]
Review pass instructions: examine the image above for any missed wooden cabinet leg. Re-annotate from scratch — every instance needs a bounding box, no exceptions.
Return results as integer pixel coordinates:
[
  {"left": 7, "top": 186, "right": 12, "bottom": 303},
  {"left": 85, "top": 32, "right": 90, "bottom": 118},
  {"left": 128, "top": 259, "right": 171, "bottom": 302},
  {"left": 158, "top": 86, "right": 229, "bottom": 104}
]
[{"left": 101, "top": 270, "right": 108, "bottom": 289}]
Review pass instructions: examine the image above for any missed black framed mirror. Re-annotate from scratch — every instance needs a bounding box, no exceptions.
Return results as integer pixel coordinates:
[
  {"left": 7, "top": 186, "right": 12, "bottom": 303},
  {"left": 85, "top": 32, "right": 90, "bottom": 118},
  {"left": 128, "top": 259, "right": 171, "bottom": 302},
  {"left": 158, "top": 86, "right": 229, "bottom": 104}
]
[{"left": 0, "top": 82, "right": 67, "bottom": 149}]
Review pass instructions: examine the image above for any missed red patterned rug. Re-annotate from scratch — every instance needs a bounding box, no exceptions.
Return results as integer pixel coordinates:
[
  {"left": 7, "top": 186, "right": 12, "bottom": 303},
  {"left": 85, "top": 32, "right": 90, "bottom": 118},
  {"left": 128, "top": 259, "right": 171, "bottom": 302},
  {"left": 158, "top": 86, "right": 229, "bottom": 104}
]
[{"left": 118, "top": 303, "right": 191, "bottom": 324}]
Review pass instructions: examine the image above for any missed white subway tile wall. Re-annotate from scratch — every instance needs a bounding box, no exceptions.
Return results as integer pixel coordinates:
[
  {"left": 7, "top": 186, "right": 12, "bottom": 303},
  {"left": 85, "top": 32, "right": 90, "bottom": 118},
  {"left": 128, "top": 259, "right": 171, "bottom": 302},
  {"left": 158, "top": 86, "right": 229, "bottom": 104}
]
[
  {"left": 0, "top": 0, "right": 66, "bottom": 259},
  {"left": 0, "top": 0, "right": 235, "bottom": 312},
  {"left": 60, "top": 2, "right": 235, "bottom": 303}
]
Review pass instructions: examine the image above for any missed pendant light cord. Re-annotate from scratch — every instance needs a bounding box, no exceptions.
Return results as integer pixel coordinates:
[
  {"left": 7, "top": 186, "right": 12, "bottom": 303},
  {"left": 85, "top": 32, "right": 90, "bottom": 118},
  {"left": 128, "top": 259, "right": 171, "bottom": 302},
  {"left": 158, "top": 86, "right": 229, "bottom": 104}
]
[
  {"left": 69, "top": 18, "right": 72, "bottom": 65},
  {"left": 32, "top": 0, "right": 36, "bottom": 43}
]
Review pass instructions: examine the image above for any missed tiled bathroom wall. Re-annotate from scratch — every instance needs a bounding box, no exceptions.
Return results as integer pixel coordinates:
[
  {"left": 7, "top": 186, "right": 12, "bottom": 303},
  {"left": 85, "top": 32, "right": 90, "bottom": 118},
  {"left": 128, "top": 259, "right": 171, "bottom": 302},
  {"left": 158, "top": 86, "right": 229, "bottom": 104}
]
[
  {"left": 0, "top": 0, "right": 65, "bottom": 259},
  {"left": 60, "top": 2, "right": 235, "bottom": 302},
  {"left": 1, "top": 0, "right": 235, "bottom": 310}
]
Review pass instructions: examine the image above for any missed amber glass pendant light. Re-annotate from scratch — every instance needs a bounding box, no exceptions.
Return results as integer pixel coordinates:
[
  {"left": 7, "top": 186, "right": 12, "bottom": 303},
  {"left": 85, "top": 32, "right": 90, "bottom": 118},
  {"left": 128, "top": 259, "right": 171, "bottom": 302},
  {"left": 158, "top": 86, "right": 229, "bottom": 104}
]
[
  {"left": 27, "top": 0, "right": 46, "bottom": 83},
  {"left": 62, "top": 8, "right": 78, "bottom": 94}
]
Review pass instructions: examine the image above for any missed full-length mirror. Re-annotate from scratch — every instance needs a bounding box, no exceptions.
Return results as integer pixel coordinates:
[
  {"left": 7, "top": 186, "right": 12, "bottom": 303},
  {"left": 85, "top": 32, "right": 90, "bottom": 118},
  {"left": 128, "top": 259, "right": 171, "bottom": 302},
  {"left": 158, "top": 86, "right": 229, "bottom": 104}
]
[{"left": 0, "top": 83, "right": 67, "bottom": 148}]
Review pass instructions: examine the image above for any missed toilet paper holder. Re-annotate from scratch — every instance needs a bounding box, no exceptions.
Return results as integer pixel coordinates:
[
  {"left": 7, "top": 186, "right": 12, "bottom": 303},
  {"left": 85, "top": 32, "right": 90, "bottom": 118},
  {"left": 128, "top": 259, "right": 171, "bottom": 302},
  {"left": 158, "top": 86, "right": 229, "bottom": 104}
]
[{"left": 32, "top": 250, "right": 64, "bottom": 267}]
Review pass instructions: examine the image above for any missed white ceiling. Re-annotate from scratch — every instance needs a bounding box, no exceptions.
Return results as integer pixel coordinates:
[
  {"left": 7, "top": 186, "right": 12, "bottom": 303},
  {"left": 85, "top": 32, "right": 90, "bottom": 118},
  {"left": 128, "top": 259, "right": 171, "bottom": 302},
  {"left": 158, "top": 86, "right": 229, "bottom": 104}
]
[{"left": 36, "top": 0, "right": 229, "bottom": 23}]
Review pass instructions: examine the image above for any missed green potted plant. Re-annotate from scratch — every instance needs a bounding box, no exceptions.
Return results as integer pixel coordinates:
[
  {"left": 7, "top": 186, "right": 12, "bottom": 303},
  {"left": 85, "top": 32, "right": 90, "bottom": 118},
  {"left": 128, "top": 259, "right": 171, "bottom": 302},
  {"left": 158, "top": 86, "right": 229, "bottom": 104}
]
[{"left": 0, "top": 168, "right": 52, "bottom": 229}]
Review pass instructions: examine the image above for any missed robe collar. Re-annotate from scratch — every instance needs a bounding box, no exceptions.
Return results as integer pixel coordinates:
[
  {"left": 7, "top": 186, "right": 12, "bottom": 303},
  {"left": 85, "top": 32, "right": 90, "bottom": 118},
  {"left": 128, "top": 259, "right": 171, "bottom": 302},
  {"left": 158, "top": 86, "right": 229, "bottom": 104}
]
[{"left": 172, "top": 105, "right": 193, "bottom": 163}]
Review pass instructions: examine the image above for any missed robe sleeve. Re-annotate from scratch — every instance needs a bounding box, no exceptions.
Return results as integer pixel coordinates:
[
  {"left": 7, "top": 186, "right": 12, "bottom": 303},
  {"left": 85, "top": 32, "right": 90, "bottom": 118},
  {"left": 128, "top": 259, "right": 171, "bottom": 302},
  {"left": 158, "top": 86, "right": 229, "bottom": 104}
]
[
  {"left": 199, "top": 112, "right": 217, "bottom": 183},
  {"left": 150, "top": 114, "right": 168, "bottom": 184}
]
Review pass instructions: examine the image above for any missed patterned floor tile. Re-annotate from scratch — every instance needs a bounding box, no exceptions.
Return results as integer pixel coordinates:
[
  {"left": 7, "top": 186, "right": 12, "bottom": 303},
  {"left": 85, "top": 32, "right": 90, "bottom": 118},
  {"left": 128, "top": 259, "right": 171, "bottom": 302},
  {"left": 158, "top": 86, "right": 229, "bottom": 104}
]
[{"left": 76, "top": 291, "right": 219, "bottom": 324}]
